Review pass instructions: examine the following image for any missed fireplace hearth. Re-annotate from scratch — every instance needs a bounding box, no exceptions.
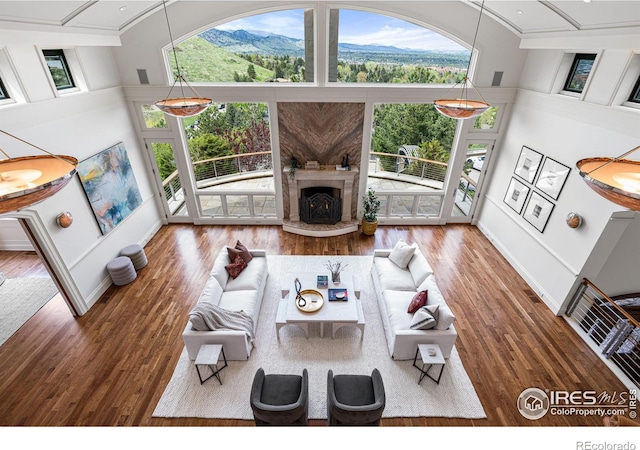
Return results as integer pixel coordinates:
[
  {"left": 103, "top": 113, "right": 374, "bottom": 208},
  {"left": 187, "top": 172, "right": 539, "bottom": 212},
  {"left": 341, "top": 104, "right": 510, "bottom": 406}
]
[{"left": 300, "top": 187, "right": 342, "bottom": 225}]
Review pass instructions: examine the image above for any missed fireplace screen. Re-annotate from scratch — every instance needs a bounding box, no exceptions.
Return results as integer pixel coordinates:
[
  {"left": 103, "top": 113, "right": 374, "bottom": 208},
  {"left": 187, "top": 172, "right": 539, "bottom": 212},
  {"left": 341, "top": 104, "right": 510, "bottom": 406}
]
[{"left": 300, "top": 187, "right": 342, "bottom": 225}]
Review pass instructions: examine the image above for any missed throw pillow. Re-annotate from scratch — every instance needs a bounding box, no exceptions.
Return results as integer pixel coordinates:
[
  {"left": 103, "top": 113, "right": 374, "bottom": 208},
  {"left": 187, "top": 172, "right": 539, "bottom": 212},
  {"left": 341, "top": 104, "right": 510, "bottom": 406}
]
[
  {"left": 225, "top": 254, "right": 248, "bottom": 279},
  {"left": 408, "top": 290, "right": 428, "bottom": 313},
  {"left": 410, "top": 305, "right": 440, "bottom": 330},
  {"left": 227, "top": 240, "right": 253, "bottom": 264},
  {"left": 389, "top": 239, "right": 415, "bottom": 269},
  {"left": 434, "top": 305, "right": 456, "bottom": 330}
]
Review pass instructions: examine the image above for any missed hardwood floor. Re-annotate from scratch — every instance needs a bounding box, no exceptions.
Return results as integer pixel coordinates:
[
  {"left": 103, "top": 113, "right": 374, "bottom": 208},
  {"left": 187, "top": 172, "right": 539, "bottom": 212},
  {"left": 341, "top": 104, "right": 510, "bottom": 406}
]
[{"left": 0, "top": 224, "right": 628, "bottom": 427}]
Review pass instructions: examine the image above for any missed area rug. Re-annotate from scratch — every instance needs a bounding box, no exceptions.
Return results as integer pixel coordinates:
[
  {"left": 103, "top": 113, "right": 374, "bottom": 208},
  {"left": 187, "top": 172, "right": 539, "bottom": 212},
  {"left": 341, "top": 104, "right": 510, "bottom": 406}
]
[
  {"left": 0, "top": 277, "right": 58, "bottom": 346},
  {"left": 153, "top": 255, "right": 486, "bottom": 420}
]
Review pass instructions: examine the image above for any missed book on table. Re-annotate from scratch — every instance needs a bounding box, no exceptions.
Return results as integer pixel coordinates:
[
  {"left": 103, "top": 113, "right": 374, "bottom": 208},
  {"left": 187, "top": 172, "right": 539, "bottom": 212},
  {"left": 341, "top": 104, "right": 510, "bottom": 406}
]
[
  {"left": 328, "top": 288, "right": 348, "bottom": 301},
  {"left": 317, "top": 275, "right": 328, "bottom": 289}
]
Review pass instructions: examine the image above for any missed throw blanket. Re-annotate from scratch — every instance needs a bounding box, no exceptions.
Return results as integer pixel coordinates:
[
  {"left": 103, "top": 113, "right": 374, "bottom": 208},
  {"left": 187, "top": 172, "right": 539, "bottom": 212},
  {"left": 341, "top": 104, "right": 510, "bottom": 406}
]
[{"left": 189, "top": 302, "right": 255, "bottom": 344}]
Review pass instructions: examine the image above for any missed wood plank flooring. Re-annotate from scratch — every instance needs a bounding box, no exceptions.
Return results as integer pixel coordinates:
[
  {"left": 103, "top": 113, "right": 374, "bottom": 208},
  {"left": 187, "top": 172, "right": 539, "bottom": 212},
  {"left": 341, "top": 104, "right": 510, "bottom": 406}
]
[{"left": 0, "top": 224, "right": 629, "bottom": 427}]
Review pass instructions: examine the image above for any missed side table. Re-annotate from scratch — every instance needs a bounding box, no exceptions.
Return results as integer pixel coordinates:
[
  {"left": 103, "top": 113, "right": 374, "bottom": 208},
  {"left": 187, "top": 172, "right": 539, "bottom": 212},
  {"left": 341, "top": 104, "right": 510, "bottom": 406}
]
[
  {"left": 412, "top": 344, "right": 446, "bottom": 385},
  {"left": 195, "top": 344, "right": 228, "bottom": 385}
]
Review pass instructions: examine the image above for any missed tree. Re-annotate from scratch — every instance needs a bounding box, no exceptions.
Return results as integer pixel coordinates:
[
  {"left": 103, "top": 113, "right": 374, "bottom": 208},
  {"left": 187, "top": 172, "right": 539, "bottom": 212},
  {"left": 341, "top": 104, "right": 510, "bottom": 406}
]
[{"left": 247, "top": 64, "right": 257, "bottom": 80}]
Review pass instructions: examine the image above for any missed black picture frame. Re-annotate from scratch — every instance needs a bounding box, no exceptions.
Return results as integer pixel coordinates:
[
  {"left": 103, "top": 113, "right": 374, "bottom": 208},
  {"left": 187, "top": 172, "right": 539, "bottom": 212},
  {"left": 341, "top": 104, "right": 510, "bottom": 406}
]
[
  {"left": 504, "top": 177, "right": 530, "bottom": 214},
  {"left": 523, "top": 191, "right": 555, "bottom": 233},
  {"left": 514, "top": 146, "right": 543, "bottom": 184},
  {"left": 534, "top": 157, "right": 570, "bottom": 200}
]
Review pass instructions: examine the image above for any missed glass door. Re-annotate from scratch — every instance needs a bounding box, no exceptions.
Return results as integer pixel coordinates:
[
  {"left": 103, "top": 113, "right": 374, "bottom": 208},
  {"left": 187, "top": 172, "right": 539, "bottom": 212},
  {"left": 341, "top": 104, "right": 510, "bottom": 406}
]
[
  {"left": 144, "top": 139, "right": 190, "bottom": 221},
  {"left": 448, "top": 140, "right": 494, "bottom": 222}
]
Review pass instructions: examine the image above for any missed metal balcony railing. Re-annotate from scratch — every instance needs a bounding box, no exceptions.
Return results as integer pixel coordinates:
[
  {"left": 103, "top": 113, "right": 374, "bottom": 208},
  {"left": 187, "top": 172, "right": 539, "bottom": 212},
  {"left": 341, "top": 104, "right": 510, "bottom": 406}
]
[
  {"left": 192, "top": 151, "right": 273, "bottom": 187},
  {"left": 566, "top": 278, "right": 640, "bottom": 388},
  {"left": 370, "top": 151, "right": 448, "bottom": 186}
]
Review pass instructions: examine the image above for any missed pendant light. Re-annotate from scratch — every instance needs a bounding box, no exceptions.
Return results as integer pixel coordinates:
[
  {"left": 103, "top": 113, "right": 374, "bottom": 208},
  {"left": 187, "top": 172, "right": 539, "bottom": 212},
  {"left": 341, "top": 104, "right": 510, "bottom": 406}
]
[
  {"left": 154, "top": 0, "right": 211, "bottom": 118},
  {"left": 434, "top": 0, "right": 490, "bottom": 120},
  {"left": 577, "top": 145, "right": 640, "bottom": 211},
  {"left": 0, "top": 129, "right": 77, "bottom": 214}
]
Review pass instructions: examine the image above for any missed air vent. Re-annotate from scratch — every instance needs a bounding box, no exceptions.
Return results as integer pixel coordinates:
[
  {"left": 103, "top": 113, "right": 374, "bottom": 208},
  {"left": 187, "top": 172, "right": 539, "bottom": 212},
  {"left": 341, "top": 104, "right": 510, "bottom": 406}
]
[
  {"left": 137, "top": 69, "right": 149, "bottom": 85},
  {"left": 491, "top": 71, "right": 503, "bottom": 87}
]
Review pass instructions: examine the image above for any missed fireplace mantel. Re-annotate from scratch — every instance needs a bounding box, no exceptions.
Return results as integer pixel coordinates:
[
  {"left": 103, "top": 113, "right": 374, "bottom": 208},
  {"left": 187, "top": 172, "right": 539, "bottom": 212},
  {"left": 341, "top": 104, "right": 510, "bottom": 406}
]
[{"left": 284, "top": 166, "right": 359, "bottom": 236}]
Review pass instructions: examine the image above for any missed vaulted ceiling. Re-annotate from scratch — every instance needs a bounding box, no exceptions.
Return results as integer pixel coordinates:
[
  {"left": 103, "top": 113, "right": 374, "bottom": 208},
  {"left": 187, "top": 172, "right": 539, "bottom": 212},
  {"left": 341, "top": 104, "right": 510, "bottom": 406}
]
[{"left": 0, "top": 0, "right": 637, "bottom": 38}]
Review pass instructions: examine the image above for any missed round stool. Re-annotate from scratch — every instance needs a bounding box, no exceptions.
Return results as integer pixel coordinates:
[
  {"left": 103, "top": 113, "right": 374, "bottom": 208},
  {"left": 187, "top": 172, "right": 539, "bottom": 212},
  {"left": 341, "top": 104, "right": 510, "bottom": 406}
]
[
  {"left": 107, "top": 256, "right": 137, "bottom": 286},
  {"left": 119, "top": 244, "right": 148, "bottom": 271}
]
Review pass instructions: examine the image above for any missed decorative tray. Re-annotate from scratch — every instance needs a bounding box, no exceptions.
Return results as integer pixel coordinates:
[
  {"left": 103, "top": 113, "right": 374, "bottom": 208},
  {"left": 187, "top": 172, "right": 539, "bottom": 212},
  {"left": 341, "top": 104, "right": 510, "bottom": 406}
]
[{"left": 295, "top": 289, "right": 324, "bottom": 313}]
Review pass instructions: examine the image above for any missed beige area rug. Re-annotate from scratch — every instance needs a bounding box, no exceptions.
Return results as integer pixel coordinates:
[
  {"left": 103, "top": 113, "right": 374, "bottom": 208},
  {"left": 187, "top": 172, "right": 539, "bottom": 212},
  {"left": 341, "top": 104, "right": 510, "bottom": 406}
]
[
  {"left": 153, "top": 255, "right": 486, "bottom": 420},
  {"left": 0, "top": 277, "right": 58, "bottom": 346}
]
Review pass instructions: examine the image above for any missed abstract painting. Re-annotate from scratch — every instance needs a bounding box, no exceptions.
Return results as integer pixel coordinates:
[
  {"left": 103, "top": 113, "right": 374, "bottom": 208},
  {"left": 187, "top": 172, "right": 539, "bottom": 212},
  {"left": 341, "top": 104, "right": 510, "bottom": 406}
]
[{"left": 77, "top": 142, "right": 142, "bottom": 235}]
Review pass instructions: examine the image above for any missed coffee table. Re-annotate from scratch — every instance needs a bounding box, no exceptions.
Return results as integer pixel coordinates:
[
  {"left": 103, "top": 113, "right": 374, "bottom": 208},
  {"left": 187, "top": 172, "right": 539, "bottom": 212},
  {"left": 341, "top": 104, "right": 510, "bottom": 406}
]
[{"left": 282, "top": 272, "right": 359, "bottom": 338}]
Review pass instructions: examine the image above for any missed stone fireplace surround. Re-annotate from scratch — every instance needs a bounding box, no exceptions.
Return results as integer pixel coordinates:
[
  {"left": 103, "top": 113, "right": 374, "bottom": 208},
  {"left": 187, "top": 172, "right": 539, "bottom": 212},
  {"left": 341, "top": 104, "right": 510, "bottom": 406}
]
[{"left": 283, "top": 166, "right": 359, "bottom": 237}]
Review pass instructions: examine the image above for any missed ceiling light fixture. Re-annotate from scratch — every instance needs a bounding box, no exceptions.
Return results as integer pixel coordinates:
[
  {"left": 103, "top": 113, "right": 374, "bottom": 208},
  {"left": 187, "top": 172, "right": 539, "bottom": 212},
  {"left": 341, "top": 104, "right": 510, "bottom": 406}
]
[
  {"left": 434, "top": 0, "right": 491, "bottom": 120},
  {"left": 0, "top": 129, "right": 77, "bottom": 214},
  {"left": 153, "top": 0, "right": 211, "bottom": 118},
  {"left": 577, "top": 145, "right": 640, "bottom": 210}
]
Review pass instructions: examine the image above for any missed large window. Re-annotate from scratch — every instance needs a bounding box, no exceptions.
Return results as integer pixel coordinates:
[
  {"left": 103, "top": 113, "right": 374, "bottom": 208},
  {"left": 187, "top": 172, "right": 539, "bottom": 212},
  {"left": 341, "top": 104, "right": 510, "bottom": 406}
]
[
  {"left": 331, "top": 9, "right": 470, "bottom": 84},
  {"left": 170, "top": 9, "right": 312, "bottom": 83},
  {"left": 563, "top": 53, "right": 596, "bottom": 94},
  {"left": 182, "top": 103, "right": 275, "bottom": 218},
  {"left": 43, "top": 49, "right": 75, "bottom": 90}
]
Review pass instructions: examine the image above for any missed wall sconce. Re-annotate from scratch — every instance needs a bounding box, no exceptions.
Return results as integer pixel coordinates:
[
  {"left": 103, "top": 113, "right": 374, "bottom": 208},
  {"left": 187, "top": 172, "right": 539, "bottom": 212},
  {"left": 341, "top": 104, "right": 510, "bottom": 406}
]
[
  {"left": 56, "top": 211, "right": 73, "bottom": 228},
  {"left": 566, "top": 212, "right": 583, "bottom": 229}
]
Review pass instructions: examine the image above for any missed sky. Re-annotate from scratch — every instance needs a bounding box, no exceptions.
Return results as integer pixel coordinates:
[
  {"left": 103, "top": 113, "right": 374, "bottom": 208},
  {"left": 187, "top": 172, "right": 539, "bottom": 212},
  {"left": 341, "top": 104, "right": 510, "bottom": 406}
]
[{"left": 216, "top": 8, "right": 468, "bottom": 52}]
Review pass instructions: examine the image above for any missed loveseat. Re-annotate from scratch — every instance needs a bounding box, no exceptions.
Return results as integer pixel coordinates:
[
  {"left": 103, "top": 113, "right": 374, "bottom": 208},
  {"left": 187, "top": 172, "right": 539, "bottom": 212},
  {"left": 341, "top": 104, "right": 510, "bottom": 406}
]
[
  {"left": 371, "top": 241, "right": 457, "bottom": 360},
  {"left": 182, "top": 243, "right": 268, "bottom": 361}
]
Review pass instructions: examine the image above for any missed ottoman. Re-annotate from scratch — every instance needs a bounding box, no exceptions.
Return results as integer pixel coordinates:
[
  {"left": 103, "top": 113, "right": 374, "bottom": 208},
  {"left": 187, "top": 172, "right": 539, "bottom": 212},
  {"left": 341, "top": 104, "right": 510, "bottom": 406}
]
[
  {"left": 119, "top": 244, "right": 148, "bottom": 271},
  {"left": 107, "top": 256, "right": 137, "bottom": 286}
]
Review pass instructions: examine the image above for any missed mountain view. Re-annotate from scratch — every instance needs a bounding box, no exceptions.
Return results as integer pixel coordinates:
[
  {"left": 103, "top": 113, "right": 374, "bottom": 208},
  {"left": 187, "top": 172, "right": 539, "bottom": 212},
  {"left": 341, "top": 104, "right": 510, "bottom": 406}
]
[{"left": 172, "top": 27, "right": 469, "bottom": 83}]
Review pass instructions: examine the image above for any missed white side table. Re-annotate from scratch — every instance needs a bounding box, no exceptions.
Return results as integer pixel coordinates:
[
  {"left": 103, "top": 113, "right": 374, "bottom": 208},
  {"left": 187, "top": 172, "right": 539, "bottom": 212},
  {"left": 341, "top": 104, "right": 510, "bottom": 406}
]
[
  {"left": 412, "top": 344, "right": 446, "bottom": 385},
  {"left": 195, "top": 344, "right": 228, "bottom": 385}
]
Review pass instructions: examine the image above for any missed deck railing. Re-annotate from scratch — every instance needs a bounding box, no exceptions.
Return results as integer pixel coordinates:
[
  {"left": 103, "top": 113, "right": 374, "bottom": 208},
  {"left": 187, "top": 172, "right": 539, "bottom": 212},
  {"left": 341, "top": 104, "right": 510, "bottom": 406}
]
[
  {"left": 565, "top": 278, "right": 640, "bottom": 388},
  {"left": 192, "top": 151, "right": 273, "bottom": 187},
  {"left": 369, "top": 152, "right": 448, "bottom": 185}
]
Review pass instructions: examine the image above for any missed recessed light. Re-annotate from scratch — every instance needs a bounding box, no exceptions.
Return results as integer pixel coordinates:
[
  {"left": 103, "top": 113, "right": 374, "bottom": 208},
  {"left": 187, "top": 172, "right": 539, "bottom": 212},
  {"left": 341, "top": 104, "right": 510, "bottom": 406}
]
[
  {"left": 119, "top": 6, "right": 127, "bottom": 11},
  {"left": 516, "top": 9, "right": 523, "bottom": 14}
]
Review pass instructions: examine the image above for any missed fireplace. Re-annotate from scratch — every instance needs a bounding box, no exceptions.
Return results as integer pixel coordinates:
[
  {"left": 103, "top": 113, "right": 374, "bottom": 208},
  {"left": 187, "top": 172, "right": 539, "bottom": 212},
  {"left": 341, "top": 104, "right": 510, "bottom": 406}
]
[{"left": 300, "top": 187, "right": 342, "bottom": 225}]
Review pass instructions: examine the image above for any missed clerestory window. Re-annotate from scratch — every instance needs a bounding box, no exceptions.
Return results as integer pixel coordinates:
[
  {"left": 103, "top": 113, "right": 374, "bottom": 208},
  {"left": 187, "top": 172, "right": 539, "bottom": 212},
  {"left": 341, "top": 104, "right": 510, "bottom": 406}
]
[
  {"left": 43, "top": 49, "right": 76, "bottom": 90},
  {"left": 563, "top": 53, "right": 596, "bottom": 94}
]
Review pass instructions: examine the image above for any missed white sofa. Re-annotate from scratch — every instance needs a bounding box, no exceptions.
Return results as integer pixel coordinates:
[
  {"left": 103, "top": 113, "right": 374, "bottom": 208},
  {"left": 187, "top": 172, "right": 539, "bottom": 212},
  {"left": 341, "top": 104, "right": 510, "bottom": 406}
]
[
  {"left": 182, "top": 247, "right": 268, "bottom": 361},
  {"left": 371, "top": 246, "right": 457, "bottom": 360}
]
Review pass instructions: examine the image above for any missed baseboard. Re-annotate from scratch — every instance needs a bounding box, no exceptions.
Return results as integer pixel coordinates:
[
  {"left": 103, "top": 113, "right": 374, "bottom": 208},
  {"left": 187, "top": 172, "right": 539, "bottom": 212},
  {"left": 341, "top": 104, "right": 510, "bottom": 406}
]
[{"left": 476, "top": 221, "right": 562, "bottom": 315}]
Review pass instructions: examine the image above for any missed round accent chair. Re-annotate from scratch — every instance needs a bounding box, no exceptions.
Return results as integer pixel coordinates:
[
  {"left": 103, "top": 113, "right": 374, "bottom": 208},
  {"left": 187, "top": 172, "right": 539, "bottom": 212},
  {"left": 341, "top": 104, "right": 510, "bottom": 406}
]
[
  {"left": 327, "top": 368, "right": 386, "bottom": 426},
  {"left": 250, "top": 367, "right": 309, "bottom": 426}
]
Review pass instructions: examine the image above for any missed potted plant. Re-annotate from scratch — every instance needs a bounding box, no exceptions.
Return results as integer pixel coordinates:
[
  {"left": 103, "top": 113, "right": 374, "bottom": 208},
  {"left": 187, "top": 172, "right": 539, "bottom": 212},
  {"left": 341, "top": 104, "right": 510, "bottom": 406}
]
[{"left": 361, "top": 188, "right": 381, "bottom": 235}]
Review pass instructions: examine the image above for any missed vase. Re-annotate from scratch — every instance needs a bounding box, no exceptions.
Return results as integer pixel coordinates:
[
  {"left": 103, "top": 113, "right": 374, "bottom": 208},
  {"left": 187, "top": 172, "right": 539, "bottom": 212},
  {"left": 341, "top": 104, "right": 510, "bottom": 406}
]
[
  {"left": 361, "top": 219, "right": 378, "bottom": 235},
  {"left": 331, "top": 272, "right": 341, "bottom": 284}
]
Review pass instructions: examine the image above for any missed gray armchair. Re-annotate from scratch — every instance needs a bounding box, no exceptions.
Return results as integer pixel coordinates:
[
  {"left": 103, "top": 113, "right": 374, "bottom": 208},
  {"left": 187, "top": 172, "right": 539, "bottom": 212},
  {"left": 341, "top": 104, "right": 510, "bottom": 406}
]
[
  {"left": 250, "top": 367, "right": 308, "bottom": 426},
  {"left": 327, "top": 368, "right": 386, "bottom": 426}
]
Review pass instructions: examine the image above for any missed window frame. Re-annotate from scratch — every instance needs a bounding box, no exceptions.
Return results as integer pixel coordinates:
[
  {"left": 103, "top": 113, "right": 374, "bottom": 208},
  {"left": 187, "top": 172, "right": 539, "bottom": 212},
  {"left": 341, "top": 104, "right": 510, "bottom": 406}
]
[
  {"left": 42, "top": 49, "right": 76, "bottom": 91},
  {"left": 0, "top": 76, "right": 9, "bottom": 100},
  {"left": 563, "top": 53, "right": 597, "bottom": 94},
  {"left": 628, "top": 75, "right": 640, "bottom": 104}
]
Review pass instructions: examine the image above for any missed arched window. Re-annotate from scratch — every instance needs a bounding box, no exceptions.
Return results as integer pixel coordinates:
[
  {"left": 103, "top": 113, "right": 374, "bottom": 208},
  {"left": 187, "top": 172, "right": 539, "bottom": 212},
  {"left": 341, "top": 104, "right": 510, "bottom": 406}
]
[
  {"left": 329, "top": 9, "right": 470, "bottom": 84},
  {"left": 169, "top": 8, "right": 313, "bottom": 83}
]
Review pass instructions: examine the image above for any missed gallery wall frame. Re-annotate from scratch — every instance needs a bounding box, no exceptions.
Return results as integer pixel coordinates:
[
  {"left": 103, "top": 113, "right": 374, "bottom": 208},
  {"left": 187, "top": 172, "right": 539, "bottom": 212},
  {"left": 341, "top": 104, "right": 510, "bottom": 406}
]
[
  {"left": 504, "top": 177, "right": 530, "bottom": 214},
  {"left": 523, "top": 191, "right": 555, "bottom": 233},
  {"left": 514, "top": 146, "right": 543, "bottom": 184},
  {"left": 77, "top": 142, "right": 143, "bottom": 235},
  {"left": 534, "top": 157, "right": 570, "bottom": 200}
]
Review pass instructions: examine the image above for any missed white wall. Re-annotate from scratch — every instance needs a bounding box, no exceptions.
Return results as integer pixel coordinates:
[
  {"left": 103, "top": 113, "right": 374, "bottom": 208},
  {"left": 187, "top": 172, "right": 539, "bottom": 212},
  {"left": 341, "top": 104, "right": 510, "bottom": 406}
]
[
  {"left": 0, "top": 218, "right": 32, "bottom": 250},
  {"left": 0, "top": 42, "right": 163, "bottom": 312},
  {"left": 476, "top": 43, "right": 640, "bottom": 314}
]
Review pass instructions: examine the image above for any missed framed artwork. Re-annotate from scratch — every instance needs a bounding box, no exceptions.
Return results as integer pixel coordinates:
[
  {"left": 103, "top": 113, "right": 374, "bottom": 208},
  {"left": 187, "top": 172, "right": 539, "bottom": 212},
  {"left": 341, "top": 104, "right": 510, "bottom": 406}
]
[
  {"left": 514, "top": 146, "right": 543, "bottom": 184},
  {"left": 504, "top": 177, "right": 530, "bottom": 214},
  {"left": 523, "top": 191, "right": 555, "bottom": 233},
  {"left": 535, "top": 157, "right": 570, "bottom": 200},
  {"left": 77, "top": 142, "right": 143, "bottom": 235}
]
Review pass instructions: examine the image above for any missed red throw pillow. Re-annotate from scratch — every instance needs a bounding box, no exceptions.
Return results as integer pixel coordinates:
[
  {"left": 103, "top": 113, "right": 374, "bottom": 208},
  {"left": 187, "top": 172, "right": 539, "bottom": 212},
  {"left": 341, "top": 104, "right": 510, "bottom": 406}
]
[
  {"left": 227, "top": 240, "right": 253, "bottom": 264},
  {"left": 408, "top": 290, "right": 428, "bottom": 313},
  {"left": 225, "top": 255, "right": 248, "bottom": 279}
]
